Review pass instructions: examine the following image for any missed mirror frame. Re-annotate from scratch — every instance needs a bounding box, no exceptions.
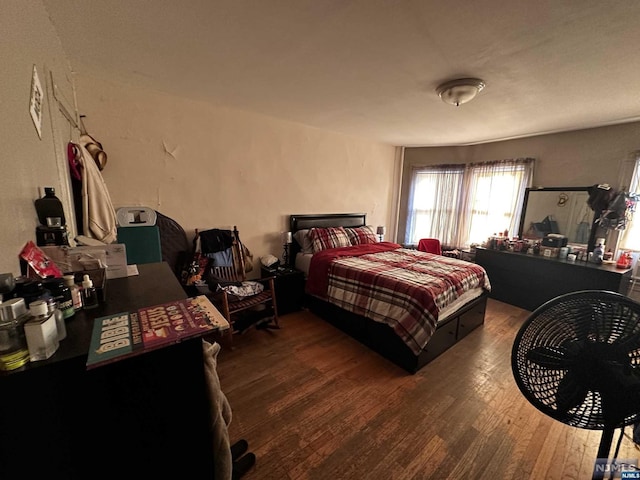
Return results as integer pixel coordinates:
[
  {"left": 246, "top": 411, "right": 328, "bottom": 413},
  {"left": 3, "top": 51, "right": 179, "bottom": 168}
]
[{"left": 518, "top": 186, "right": 598, "bottom": 252}]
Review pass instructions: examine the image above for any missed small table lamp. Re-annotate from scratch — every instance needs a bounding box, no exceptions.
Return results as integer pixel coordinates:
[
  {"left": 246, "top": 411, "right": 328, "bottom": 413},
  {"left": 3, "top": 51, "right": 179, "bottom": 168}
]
[
  {"left": 282, "top": 231, "right": 292, "bottom": 266},
  {"left": 376, "top": 226, "right": 385, "bottom": 242}
]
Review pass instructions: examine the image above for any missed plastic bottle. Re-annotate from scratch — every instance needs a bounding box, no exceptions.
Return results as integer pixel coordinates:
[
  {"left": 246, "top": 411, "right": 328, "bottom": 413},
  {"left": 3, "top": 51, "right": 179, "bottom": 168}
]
[
  {"left": 82, "top": 274, "right": 99, "bottom": 309},
  {"left": 43, "top": 277, "right": 74, "bottom": 320},
  {"left": 63, "top": 274, "right": 83, "bottom": 311},
  {"left": 34, "top": 187, "right": 66, "bottom": 226},
  {"left": 592, "top": 243, "right": 604, "bottom": 265}
]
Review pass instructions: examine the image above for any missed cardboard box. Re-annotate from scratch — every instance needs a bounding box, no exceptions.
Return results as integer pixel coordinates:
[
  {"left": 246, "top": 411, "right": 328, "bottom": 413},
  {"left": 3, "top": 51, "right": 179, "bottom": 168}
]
[
  {"left": 541, "top": 246, "right": 560, "bottom": 258},
  {"left": 72, "top": 245, "right": 127, "bottom": 279},
  {"left": 40, "top": 244, "right": 128, "bottom": 279}
]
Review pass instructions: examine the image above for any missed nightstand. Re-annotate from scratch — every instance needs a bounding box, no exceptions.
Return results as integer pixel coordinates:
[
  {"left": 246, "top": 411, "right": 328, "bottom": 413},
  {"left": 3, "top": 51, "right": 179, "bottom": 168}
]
[{"left": 261, "top": 266, "right": 305, "bottom": 315}]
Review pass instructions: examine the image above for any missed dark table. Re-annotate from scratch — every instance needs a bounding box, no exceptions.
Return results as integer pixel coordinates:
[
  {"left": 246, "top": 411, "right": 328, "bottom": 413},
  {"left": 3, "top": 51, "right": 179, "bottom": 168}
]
[
  {"left": 475, "top": 247, "right": 632, "bottom": 311},
  {"left": 1, "top": 262, "right": 216, "bottom": 479}
]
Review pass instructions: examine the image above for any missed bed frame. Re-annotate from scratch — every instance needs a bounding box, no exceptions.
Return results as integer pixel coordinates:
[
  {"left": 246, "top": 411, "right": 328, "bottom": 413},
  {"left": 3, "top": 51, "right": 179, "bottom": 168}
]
[{"left": 290, "top": 213, "right": 488, "bottom": 374}]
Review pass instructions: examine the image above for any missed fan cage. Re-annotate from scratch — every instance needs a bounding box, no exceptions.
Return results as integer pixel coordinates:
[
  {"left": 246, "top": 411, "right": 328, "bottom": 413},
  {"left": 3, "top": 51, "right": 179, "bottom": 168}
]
[{"left": 512, "top": 290, "right": 640, "bottom": 430}]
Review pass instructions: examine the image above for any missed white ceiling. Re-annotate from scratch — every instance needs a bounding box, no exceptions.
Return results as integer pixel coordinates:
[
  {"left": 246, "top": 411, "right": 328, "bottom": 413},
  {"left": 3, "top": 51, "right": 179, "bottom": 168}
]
[{"left": 42, "top": 0, "right": 640, "bottom": 147}]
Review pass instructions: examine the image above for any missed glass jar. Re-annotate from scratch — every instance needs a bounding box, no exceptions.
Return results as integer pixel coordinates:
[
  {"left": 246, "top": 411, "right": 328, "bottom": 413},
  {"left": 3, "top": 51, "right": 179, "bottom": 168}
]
[{"left": 0, "top": 298, "right": 30, "bottom": 371}]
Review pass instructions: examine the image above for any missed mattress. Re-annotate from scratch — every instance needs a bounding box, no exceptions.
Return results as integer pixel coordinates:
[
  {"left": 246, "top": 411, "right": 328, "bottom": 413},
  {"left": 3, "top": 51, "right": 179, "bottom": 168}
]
[
  {"left": 294, "top": 252, "right": 314, "bottom": 277},
  {"left": 437, "top": 287, "right": 483, "bottom": 324}
]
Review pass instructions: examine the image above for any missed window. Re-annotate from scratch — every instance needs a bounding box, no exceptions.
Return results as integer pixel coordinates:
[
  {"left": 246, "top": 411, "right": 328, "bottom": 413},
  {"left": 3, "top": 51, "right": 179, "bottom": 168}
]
[
  {"left": 405, "top": 164, "right": 464, "bottom": 246},
  {"left": 405, "top": 158, "right": 535, "bottom": 248}
]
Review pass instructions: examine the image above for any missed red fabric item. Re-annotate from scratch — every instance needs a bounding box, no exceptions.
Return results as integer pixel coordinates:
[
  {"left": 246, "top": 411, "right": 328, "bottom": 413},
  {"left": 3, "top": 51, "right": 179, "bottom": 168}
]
[
  {"left": 67, "top": 142, "right": 82, "bottom": 181},
  {"left": 417, "top": 238, "right": 442, "bottom": 255},
  {"left": 306, "top": 242, "right": 401, "bottom": 298}
]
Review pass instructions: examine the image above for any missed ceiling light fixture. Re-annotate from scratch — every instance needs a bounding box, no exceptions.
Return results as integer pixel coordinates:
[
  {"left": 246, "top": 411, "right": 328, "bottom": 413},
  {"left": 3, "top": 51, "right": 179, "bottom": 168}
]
[{"left": 436, "top": 78, "right": 486, "bottom": 106}]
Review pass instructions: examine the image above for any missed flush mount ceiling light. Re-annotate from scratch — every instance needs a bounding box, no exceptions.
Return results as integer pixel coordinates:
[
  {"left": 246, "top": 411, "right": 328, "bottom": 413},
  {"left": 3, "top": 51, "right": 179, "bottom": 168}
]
[{"left": 436, "top": 78, "right": 486, "bottom": 106}]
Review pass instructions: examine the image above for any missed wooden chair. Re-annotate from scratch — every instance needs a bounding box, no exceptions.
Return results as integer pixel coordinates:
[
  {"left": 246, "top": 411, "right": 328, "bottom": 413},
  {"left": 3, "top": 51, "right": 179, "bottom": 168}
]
[{"left": 198, "top": 226, "right": 279, "bottom": 337}]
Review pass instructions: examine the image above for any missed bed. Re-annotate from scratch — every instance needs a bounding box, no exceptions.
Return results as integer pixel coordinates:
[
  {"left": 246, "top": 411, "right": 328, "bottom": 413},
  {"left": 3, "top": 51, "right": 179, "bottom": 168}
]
[{"left": 290, "top": 213, "right": 491, "bottom": 374}]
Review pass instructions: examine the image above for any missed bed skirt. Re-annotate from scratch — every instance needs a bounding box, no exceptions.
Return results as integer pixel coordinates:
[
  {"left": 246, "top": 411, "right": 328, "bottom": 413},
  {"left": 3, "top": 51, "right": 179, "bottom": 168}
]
[{"left": 306, "top": 292, "right": 488, "bottom": 374}]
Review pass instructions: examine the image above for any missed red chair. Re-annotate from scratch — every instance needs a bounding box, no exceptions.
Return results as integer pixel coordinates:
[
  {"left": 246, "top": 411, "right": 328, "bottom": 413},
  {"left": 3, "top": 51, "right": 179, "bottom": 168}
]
[{"left": 417, "top": 238, "right": 442, "bottom": 255}]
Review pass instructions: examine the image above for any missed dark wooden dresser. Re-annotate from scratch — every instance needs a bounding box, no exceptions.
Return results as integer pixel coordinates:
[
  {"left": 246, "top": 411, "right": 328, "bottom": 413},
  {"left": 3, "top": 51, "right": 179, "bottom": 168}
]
[
  {"left": 475, "top": 247, "right": 633, "bottom": 311},
  {"left": 0, "top": 262, "right": 216, "bottom": 479}
]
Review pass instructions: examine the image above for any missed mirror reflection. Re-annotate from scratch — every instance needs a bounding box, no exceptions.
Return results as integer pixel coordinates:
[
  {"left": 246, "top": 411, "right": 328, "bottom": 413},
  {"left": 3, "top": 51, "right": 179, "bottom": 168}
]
[{"left": 518, "top": 188, "right": 593, "bottom": 245}]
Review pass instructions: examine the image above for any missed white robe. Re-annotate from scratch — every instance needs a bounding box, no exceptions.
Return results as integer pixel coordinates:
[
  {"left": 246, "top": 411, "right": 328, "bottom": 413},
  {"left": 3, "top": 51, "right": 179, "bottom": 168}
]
[{"left": 75, "top": 142, "right": 117, "bottom": 243}]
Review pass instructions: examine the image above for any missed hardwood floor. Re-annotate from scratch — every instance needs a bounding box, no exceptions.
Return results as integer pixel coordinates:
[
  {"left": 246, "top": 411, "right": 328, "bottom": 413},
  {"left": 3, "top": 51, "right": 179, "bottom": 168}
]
[{"left": 216, "top": 299, "right": 640, "bottom": 480}]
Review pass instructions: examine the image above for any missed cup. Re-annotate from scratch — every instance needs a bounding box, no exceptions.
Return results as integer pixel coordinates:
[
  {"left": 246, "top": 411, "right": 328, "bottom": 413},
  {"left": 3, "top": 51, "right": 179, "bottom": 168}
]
[
  {"left": 559, "top": 247, "right": 569, "bottom": 259},
  {"left": 567, "top": 253, "right": 577, "bottom": 263}
]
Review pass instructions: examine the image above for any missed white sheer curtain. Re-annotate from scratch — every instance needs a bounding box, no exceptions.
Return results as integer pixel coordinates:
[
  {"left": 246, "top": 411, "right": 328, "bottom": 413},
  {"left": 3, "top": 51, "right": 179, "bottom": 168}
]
[
  {"left": 405, "top": 164, "right": 464, "bottom": 247},
  {"left": 405, "top": 158, "right": 535, "bottom": 248}
]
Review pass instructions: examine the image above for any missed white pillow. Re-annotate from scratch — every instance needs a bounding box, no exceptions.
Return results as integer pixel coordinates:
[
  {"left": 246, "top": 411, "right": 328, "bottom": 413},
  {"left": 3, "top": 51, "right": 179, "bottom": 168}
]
[{"left": 293, "top": 229, "right": 313, "bottom": 254}]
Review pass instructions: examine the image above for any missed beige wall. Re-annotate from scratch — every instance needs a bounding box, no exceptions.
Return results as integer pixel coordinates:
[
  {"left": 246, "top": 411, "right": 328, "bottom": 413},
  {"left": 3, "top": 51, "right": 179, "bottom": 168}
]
[
  {"left": 4, "top": 1, "right": 639, "bottom": 276},
  {"left": 1, "top": 0, "right": 398, "bottom": 276},
  {"left": 0, "top": 0, "right": 79, "bottom": 276},
  {"left": 399, "top": 123, "right": 640, "bottom": 243},
  {"left": 74, "top": 76, "right": 398, "bottom": 274}
]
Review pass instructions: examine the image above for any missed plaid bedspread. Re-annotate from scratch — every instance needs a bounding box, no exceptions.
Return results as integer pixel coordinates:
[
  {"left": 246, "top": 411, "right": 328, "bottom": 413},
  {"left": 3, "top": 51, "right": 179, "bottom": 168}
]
[{"left": 308, "top": 245, "right": 491, "bottom": 355}]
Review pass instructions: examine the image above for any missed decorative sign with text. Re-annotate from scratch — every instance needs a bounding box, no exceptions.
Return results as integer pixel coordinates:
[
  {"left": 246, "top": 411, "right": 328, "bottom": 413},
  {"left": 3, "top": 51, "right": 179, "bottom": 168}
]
[
  {"left": 86, "top": 295, "right": 228, "bottom": 369},
  {"left": 29, "top": 65, "right": 43, "bottom": 139}
]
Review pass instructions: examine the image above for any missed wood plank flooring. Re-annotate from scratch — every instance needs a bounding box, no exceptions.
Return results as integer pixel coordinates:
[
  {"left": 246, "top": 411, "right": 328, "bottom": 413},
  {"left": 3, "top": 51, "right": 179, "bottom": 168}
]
[{"left": 216, "top": 299, "right": 640, "bottom": 479}]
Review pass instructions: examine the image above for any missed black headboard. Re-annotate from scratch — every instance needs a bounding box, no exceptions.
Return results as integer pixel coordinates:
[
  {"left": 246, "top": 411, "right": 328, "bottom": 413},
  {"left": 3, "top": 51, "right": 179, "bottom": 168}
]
[
  {"left": 290, "top": 213, "right": 366, "bottom": 233},
  {"left": 289, "top": 213, "right": 367, "bottom": 263}
]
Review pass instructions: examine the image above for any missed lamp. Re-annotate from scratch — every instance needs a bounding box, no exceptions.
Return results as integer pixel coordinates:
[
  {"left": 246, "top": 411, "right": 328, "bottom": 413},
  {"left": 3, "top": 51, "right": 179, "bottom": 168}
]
[
  {"left": 281, "top": 231, "right": 292, "bottom": 266},
  {"left": 376, "top": 226, "right": 385, "bottom": 242},
  {"left": 436, "top": 78, "right": 486, "bottom": 106}
]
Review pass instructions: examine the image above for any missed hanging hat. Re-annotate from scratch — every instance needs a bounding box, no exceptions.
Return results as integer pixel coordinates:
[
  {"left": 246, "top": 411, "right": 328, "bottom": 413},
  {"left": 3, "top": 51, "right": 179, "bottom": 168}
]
[{"left": 80, "top": 133, "right": 107, "bottom": 171}]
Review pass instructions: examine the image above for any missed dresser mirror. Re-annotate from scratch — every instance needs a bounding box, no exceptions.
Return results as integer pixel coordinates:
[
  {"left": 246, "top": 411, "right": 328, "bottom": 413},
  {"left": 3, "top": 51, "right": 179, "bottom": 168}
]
[{"left": 518, "top": 187, "right": 597, "bottom": 249}]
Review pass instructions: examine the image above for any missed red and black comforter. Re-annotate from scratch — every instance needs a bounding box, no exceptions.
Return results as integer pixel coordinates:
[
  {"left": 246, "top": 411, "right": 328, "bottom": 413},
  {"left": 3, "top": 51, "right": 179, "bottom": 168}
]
[{"left": 306, "top": 243, "right": 491, "bottom": 355}]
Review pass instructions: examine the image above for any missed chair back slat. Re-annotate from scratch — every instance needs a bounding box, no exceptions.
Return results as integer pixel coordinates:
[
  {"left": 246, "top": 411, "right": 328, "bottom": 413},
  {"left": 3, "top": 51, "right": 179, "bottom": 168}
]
[
  {"left": 213, "top": 265, "right": 238, "bottom": 282},
  {"left": 209, "top": 226, "right": 247, "bottom": 282}
]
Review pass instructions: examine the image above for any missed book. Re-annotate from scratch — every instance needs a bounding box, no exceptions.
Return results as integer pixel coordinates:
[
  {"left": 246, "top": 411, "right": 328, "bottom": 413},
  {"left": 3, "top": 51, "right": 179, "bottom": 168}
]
[{"left": 86, "top": 295, "right": 229, "bottom": 369}]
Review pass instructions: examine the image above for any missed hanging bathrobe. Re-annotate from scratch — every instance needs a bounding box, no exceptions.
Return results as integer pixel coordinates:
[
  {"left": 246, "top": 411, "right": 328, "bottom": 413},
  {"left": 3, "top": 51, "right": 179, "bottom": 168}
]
[{"left": 73, "top": 141, "right": 117, "bottom": 243}]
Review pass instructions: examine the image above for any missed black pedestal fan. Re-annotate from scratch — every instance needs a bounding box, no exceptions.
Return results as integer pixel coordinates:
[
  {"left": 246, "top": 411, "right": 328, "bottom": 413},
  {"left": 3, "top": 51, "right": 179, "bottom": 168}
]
[{"left": 512, "top": 290, "right": 640, "bottom": 480}]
